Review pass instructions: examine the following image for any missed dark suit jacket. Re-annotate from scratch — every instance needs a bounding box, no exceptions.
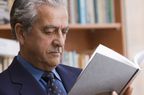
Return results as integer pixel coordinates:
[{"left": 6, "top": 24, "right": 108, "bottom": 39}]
[{"left": 0, "top": 57, "right": 81, "bottom": 95}]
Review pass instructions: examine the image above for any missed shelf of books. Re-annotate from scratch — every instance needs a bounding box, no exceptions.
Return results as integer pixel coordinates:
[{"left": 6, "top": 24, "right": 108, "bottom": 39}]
[
  {"left": 0, "top": 0, "right": 125, "bottom": 70},
  {"left": 0, "top": 0, "right": 16, "bottom": 72},
  {"left": 67, "top": 0, "right": 116, "bottom": 24},
  {"left": 0, "top": 38, "right": 19, "bottom": 72},
  {"left": 63, "top": 0, "right": 125, "bottom": 68}
]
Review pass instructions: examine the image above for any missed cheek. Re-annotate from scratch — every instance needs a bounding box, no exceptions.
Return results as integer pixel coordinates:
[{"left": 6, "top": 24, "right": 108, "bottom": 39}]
[
  {"left": 29, "top": 41, "right": 50, "bottom": 58},
  {"left": 37, "top": 38, "right": 52, "bottom": 50},
  {"left": 26, "top": 36, "right": 51, "bottom": 52}
]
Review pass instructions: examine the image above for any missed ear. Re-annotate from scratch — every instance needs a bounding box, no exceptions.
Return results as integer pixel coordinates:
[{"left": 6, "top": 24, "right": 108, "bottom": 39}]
[{"left": 15, "top": 23, "right": 25, "bottom": 45}]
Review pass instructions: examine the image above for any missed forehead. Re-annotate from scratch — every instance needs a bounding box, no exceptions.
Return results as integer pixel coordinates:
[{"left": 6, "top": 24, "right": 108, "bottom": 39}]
[{"left": 35, "top": 5, "right": 68, "bottom": 27}]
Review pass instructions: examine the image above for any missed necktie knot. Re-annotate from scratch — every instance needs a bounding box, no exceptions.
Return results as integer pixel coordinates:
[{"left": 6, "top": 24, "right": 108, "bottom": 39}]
[
  {"left": 41, "top": 71, "right": 67, "bottom": 95},
  {"left": 42, "top": 72, "right": 55, "bottom": 82}
]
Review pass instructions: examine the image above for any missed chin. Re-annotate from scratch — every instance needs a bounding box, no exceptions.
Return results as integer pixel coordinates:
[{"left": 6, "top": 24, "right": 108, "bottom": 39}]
[{"left": 48, "top": 60, "right": 61, "bottom": 67}]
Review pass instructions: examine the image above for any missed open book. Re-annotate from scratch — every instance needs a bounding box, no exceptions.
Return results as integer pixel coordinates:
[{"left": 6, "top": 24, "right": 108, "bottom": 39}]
[{"left": 68, "top": 44, "right": 140, "bottom": 95}]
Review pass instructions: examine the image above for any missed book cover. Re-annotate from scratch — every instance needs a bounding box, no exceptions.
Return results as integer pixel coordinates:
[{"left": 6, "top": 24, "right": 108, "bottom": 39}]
[
  {"left": 96, "top": 0, "right": 106, "bottom": 23},
  {"left": 105, "top": 0, "right": 115, "bottom": 23},
  {"left": 68, "top": 0, "right": 78, "bottom": 24},
  {"left": 86, "top": 0, "right": 95, "bottom": 23},
  {"left": 77, "top": 0, "right": 87, "bottom": 24}
]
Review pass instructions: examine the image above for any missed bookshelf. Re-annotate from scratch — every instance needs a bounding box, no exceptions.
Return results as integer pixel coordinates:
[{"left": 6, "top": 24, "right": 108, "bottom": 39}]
[
  {"left": 65, "top": 24, "right": 124, "bottom": 54},
  {"left": 0, "top": 0, "right": 126, "bottom": 68},
  {"left": 64, "top": 0, "right": 126, "bottom": 68},
  {"left": 0, "top": 24, "right": 10, "bottom": 30},
  {"left": 66, "top": 0, "right": 126, "bottom": 55},
  {"left": 0, "top": 24, "right": 13, "bottom": 39}
]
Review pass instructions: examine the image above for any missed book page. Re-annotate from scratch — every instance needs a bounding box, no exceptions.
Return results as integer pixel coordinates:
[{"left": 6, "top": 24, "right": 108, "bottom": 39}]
[
  {"left": 68, "top": 44, "right": 140, "bottom": 95},
  {"left": 94, "top": 44, "right": 139, "bottom": 68}
]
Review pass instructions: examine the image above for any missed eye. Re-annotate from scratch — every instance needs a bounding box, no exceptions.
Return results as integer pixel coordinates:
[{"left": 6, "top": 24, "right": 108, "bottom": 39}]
[
  {"left": 62, "top": 27, "right": 69, "bottom": 34},
  {"left": 43, "top": 27, "right": 56, "bottom": 34}
]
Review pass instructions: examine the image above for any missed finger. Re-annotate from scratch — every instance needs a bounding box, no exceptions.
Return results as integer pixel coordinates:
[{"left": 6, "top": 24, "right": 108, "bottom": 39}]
[
  {"left": 124, "top": 86, "right": 133, "bottom": 95},
  {"left": 112, "top": 91, "right": 118, "bottom": 95}
]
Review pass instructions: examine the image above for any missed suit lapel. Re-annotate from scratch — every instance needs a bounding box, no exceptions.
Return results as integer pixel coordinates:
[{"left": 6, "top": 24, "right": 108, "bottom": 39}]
[
  {"left": 56, "top": 64, "right": 81, "bottom": 93},
  {"left": 9, "top": 57, "right": 46, "bottom": 95}
]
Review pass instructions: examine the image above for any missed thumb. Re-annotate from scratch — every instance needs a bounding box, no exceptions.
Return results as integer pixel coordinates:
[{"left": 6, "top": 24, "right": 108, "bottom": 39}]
[{"left": 112, "top": 91, "right": 118, "bottom": 95}]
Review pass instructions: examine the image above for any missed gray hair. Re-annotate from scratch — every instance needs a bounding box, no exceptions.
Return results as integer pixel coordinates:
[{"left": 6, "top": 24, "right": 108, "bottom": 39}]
[{"left": 10, "top": 0, "right": 66, "bottom": 37}]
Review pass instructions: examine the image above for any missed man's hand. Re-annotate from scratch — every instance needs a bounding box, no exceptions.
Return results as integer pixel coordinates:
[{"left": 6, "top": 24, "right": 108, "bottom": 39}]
[
  {"left": 112, "top": 86, "right": 133, "bottom": 95},
  {"left": 123, "top": 87, "right": 133, "bottom": 95}
]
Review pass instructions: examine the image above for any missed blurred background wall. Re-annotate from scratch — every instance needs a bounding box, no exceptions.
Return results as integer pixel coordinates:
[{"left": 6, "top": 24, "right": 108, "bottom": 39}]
[
  {"left": 125, "top": 0, "right": 144, "bottom": 95},
  {"left": 125, "top": 0, "right": 144, "bottom": 59}
]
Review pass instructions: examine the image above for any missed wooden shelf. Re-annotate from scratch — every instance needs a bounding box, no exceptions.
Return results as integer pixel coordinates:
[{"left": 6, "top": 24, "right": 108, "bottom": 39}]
[
  {"left": 0, "top": 23, "right": 121, "bottom": 31},
  {"left": 0, "top": 24, "right": 11, "bottom": 30},
  {"left": 0, "top": 24, "right": 13, "bottom": 39},
  {"left": 69, "top": 23, "right": 121, "bottom": 30}
]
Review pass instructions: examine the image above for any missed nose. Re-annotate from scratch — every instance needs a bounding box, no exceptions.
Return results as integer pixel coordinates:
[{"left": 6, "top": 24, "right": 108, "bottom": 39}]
[{"left": 53, "top": 28, "right": 66, "bottom": 47}]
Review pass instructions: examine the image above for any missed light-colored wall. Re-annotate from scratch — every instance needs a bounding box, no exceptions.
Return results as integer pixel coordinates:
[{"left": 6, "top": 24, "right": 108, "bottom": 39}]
[
  {"left": 125, "top": 0, "right": 144, "bottom": 59},
  {"left": 125, "top": 0, "right": 144, "bottom": 95}
]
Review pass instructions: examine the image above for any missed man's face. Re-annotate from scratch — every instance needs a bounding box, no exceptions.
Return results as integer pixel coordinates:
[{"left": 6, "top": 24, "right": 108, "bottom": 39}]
[{"left": 20, "top": 5, "right": 68, "bottom": 70}]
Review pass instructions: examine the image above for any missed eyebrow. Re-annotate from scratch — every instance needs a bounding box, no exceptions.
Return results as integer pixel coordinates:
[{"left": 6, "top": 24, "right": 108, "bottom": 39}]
[
  {"left": 44, "top": 25, "right": 69, "bottom": 29},
  {"left": 44, "top": 25, "right": 57, "bottom": 28}
]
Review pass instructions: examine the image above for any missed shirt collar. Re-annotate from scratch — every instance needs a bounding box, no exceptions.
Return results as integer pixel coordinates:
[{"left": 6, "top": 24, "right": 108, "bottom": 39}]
[{"left": 16, "top": 55, "right": 61, "bottom": 81}]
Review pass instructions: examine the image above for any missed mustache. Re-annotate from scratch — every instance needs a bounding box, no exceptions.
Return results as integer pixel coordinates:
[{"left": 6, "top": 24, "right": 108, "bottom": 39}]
[{"left": 48, "top": 47, "right": 63, "bottom": 53}]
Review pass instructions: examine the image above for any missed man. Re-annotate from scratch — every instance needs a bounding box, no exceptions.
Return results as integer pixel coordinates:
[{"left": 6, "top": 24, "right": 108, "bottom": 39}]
[{"left": 0, "top": 0, "right": 132, "bottom": 95}]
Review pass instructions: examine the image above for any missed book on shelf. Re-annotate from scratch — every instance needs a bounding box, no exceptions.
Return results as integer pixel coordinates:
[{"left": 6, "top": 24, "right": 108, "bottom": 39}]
[
  {"left": 105, "top": 0, "right": 115, "bottom": 23},
  {"left": 0, "top": 38, "right": 19, "bottom": 72},
  {"left": 77, "top": 0, "right": 87, "bottom": 24},
  {"left": 0, "top": 38, "right": 19, "bottom": 56},
  {"left": 94, "top": 0, "right": 115, "bottom": 23},
  {"left": 63, "top": 51, "right": 89, "bottom": 68},
  {"left": 0, "top": 0, "right": 10, "bottom": 24},
  {"left": 0, "top": 56, "right": 13, "bottom": 72},
  {"left": 66, "top": 0, "right": 115, "bottom": 24},
  {"left": 0, "top": 57, "right": 3, "bottom": 72},
  {"left": 68, "top": 0, "right": 78, "bottom": 24},
  {"left": 68, "top": 44, "right": 140, "bottom": 95},
  {"left": 86, "top": 0, "right": 95, "bottom": 23}
]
